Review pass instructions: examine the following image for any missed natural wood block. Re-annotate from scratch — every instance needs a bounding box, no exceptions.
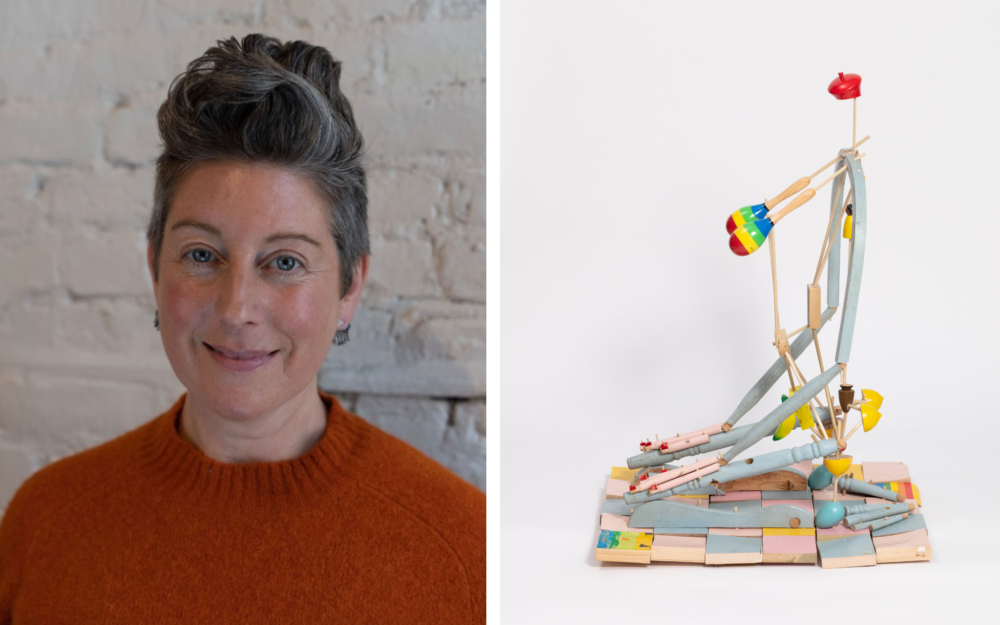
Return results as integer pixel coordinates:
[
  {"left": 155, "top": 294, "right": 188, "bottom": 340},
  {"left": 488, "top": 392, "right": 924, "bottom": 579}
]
[
  {"left": 808, "top": 284, "right": 822, "bottom": 329},
  {"left": 651, "top": 535, "right": 706, "bottom": 563},
  {"left": 873, "top": 528, "right": 932, "bottom": 563},
  {"left": 763, "top": 535, "right": 817, "bottom": 564},
  {"left": 600, "top": 513, "right": 652, "bottom": 533},
  {"left": 705, "top": 534, "right": 762, "bottom": 565},
  {"left": 605, "top": 478, "right": 630, "bottom": 499},
  {"left": 720, "top": 469, "right": 807, "bottom": 492},
  {"left": 709, "top": 528, "right": 763, "bottom": 537},
  {"left": 762, "top": 499, "right": 814, "bottom": 514},
  {"left": 862, "top": 461, "right": 910, "bottom": 484},
  {"left": 710, "top": 491, "right": 762, "bottom": 503},
  {"left": 818, "top": 533, "right": 877, "bottom": 569}
]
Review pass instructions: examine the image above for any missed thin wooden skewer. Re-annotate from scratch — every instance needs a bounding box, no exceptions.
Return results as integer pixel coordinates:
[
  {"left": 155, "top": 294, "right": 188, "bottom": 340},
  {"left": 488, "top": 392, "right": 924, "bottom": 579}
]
[
  {"left": 853, "top": 99, "right": 857, "bottom": 153},
  {"left": 783, "top": 353, "right": 827, "bottom": 437},
  {"left": 787, "top": 324, "right": 809, "bottom": 339},
  {"left": 769, "top": 231, "right": 779, "bottom": 333},
  {"left": 811, "top": 329, "right": 837, "bottom": 436},
  {"left": 845, "top": 421, "right": 863, "bottom": 441},
  {"left": 814, "top": 188, "right": 853, "bottom": 286},
  {"left": 786, "top": 353, "right": 826, "bottom": 411},
  {"left": 808, "top": 135, "right": 870, "bottom": 179},
  {"left": 768, "top": 153, "right": 866, "bottom": 226},
  {"left": 813, "top": 185, "right": 852, "bottom": 286}
]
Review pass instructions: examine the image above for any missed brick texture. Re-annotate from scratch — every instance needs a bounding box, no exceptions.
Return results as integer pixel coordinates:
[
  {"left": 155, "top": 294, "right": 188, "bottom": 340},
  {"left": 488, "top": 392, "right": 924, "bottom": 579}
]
[{"left": 0, "top": 0, "right": 486, "bottom": 508}]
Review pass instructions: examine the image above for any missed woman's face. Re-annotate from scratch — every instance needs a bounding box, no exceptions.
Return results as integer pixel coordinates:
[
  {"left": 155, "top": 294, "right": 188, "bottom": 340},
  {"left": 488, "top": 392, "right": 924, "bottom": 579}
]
[{"left": 148, "top": 160, "right": 366, "bottom": 420}]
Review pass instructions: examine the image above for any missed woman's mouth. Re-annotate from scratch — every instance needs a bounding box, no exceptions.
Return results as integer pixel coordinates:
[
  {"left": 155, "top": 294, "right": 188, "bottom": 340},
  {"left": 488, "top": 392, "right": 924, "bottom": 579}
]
[{"left": 204, "top": 343, "right": 278, "bottom": 373}]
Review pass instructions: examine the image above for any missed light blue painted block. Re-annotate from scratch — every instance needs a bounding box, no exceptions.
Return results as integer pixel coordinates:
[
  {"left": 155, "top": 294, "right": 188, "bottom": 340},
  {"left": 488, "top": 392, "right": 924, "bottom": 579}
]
[
  {"left": 601, "top": 500, "right": 637, "bottom": 515},
  {"left": 818, "top": 533, "right": 875, "bottom": 560},
  {"left": 835, "top": 153, "right": 866, "bottom": 364},
  {"left": 706, "top": 534, "right": 761, "bottom": 555},
  {"left": 827, "top": 151, "right": 848, "bottom": 308},
  {"left": 630, "top": 500, "right": 813, "bottom": 529},
  {"left": 871, "top": 512, "right": 926, "bottom": 537},
  {"left": 709, "top": 500, "right": 762, "bottom": 512},
  {"left": 762, "top": 490, "right": 812, "bottom": 500}
]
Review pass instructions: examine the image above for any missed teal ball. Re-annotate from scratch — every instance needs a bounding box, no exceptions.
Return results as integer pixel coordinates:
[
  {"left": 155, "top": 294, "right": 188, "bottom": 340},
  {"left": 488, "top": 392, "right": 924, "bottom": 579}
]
[
  {"left": 815, "top": 501, "right": 846, "bottom": 528},
  {"left": 808, "top": 465, "right": 833, "bottom": 490}
]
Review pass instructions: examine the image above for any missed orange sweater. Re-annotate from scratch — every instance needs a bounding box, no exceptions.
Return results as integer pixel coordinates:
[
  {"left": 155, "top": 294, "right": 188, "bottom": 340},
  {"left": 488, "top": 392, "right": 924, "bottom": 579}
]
[{"left": 0, "top": 391, "right": 485, "bottom": 624}]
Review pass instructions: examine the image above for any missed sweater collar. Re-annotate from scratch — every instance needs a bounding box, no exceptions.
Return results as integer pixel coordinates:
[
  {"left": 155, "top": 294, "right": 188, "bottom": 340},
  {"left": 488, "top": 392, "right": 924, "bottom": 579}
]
[{"left": 136, "top": 390, "right": 366, "bottom": 506}]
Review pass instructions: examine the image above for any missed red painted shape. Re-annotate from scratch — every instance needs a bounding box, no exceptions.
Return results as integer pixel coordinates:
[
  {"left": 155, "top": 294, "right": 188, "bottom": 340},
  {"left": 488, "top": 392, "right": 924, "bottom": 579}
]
[
  {"left": 828, "top": 72, "right": 862, "bottom": 100},
  {"left": 726, "top": 214, "right": 737, "bottom": 234},
  {"left": 729, "top": 233, "right": 749, "bottom": 256}
]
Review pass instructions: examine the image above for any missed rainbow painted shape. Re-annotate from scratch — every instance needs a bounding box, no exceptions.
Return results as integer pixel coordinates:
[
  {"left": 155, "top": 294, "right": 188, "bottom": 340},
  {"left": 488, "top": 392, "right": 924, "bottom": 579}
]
[
  {"left": 726, "top": 203, "right": 768, "bottom": 235},
  {"left": 729, "top": 219, "right": 773, "bottom": 256}
]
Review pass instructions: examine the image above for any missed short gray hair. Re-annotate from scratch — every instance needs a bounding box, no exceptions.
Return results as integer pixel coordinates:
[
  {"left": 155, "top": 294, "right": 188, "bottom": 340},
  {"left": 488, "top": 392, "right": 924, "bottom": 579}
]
[{"left": 147, "top": 34, "right": 369, "bottom": 296}]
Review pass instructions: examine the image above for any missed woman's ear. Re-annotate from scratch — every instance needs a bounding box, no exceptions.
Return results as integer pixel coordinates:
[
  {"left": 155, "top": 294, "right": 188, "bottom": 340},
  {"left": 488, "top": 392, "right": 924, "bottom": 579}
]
[
  {"left": 337, "top": 255, "right": 370, "bottom": 325},
  {"left": 147, "top": 241, "right": 159, "bottom": 297}
]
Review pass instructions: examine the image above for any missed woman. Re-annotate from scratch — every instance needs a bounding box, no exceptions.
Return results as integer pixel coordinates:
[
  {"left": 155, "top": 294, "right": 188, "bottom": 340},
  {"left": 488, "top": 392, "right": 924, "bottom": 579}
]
[{"left": 0, "top": 34, "right": 485, "bottom": 624}]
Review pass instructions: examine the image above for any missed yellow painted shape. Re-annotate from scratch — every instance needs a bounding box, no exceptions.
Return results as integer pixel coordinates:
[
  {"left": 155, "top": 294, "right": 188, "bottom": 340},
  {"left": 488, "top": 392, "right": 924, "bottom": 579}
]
[
  {"left": 862, "top": 389, "right": 883, "bottom": 410},
  {"left": 787, "top": 386, "right": 815, "bottom": 429},
  {"left": 824, "top": 456, "right": 853, "bottom": 476},
  {"left": 861, "top": 403, "right": 882, "bottom": 432},
  {"left": 610, "top": 466, "right": 640, "bottom": 481},
  {"left": 763, "top": 528, "right": 816, "bottom": 536},
  {"left": 773, "top": 414, "right": 796, "bottom": 440},
  {"left": 843, "top": 214, "right": 853, "bottom": 239},
  {"left": 735, "top": 227, "right": 759, "bottom": 254},
  {"left": 812, "top": 463, "right": 863, "bottom": 482}
]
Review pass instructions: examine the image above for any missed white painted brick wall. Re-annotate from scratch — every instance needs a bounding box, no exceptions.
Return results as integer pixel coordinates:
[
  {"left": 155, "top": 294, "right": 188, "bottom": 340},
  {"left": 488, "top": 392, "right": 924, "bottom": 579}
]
[{"left": 0, "top": 0, "right": 486, "bottom": 510}]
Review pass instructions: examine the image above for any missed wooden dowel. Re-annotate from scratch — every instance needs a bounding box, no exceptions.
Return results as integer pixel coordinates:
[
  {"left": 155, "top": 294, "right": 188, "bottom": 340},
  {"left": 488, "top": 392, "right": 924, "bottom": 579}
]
[
  {"left": 787, "top": 324, "right": 809, "bottom": 339},
  {"left": 769, "top": 230, "right": 780, "bottom": 332},
  {"left": 812, "top": 329, "right": 837, "bottom": 433},
  {"left": 853, "top": 99, "right": 857, "bottom": 153},
  {"left": 787, "top": 355, "right": 825, "bottom": 411},
  {"left": 845, "top": 420, "right": 863, "bottom": 441},
  {"left": 813, "top": 186, "right": 852, "bottom": 286},
  {"left": 808, "top": 136, "right": 870, "bottom": 179},
  {"left": 814, "top": 188, "right": 853, "bottom": 286},
  {"left": 811, "top": 433, "right": 819, "bottom": 443}
]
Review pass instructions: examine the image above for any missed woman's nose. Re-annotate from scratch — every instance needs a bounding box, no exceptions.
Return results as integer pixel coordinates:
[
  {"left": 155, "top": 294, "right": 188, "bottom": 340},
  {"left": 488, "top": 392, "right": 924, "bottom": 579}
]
[{"left": 216, "top": 262, "right": 263, "bottom": 328}]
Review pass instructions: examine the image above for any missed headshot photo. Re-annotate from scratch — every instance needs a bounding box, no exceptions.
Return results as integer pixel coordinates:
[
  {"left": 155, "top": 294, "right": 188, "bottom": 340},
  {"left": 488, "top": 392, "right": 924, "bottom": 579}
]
[{"left": 0, "top": 3, "right": 485, "bottom": 623}]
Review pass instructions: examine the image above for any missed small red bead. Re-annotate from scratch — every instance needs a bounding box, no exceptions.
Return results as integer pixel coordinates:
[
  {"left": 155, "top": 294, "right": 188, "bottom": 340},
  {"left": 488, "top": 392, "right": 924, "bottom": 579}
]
[{"left": 629, "top": 485, "right": 636, "bottom": 491}]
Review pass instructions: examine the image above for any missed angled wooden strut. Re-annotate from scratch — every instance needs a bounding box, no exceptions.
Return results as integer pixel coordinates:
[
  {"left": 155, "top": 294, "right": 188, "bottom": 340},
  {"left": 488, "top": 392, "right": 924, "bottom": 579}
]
[
  {"left": 724, "top": 307, "right": 837, "bottom": 429},
  {"left": 723, "top": 365, "right": 842, "bottom": 462},
  {"left": 629, "top": 500, "right": 814, "bottom": 529}
]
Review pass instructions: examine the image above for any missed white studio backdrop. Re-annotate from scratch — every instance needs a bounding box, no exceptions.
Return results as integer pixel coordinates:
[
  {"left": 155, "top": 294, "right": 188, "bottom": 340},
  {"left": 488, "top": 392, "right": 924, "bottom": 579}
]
[{"left": 500, "top": 1, "right": 998, "bottom": 622}]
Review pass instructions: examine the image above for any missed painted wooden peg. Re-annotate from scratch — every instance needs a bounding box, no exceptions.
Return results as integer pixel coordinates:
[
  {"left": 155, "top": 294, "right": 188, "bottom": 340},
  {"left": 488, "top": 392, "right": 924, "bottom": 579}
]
[
  {"left": 836, "top": 476, "right": 905, "bottom": 502},
  {"left": 843, "top": 502, "right": 911, "bottom": 527},
  {"left": 844, "top": 502, "right": 916, "bottom": 516},
  {"left": 838, "top": 384, "right": 855, "bottom": 415},
  {"left": 631, "top": 457, "right": 720, "bottom": 493},
  {"left": 630, "top": 500, "right": 814, "bottom": 529},
  {"left": 625, "top": 439, "right": 838, "bottom": 504},
  {"left": 851, "top": 513, "right": 908, "bottom": 533}
]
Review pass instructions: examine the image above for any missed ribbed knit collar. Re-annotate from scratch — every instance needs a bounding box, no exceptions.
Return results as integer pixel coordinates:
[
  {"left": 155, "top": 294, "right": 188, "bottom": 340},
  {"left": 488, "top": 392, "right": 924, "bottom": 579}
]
[{"left": 135, "top": 390, "right": 366, "bottom": 508}]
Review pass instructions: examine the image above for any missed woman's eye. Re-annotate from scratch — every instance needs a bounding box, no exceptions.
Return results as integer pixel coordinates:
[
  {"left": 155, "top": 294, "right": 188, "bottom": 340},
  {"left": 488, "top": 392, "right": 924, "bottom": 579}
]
[
  {"left": 271, "top": 256, "right": 301, "bottom": 272},
  {"left": 186, "top": 249, "right": 214, "bottom": 263}
]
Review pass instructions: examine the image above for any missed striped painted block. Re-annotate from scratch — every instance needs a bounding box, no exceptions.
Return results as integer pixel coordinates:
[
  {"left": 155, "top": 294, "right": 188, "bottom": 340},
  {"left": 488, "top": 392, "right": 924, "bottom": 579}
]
[{"left": 872, "top": 482, "right": 921, "bottom": 506}]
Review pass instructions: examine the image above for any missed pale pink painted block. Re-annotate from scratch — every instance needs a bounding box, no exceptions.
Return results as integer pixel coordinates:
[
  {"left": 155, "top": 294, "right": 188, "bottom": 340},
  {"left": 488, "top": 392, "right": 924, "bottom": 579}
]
[
  {"left": 789, "top": 460, "right": 813, "bottom": 477},
  {"left": 634, "top": 457, "right": 719, "bottom": 492},
  {"left": 862, "top": 461, "right": 910, "bottom": 484},
  {"left": 763, "top": 536, "right": 817, "bottom": 554},
  {"left": 652, "top": 535, "right": 707, "bottom": 549},
  {"left": 762, "top": 499, "right": 815, "bottom": 513},
  {"left": 817, "top": 524, "right": 870, "bottom": 538},
  {"left": 606, "top": 478, "right": 630, "bottom": 498},
  {"left": 866, "top": 496, "right": 920, "bottom": 513},
  {"left": 600, "top": 513, "right": 652, "bottom": 533},
  {"left": 709, "top": 528, "right": 763, "bottom": 537},
  {"left": 710, "top": 491, "right": 762, "bottom": 503}
]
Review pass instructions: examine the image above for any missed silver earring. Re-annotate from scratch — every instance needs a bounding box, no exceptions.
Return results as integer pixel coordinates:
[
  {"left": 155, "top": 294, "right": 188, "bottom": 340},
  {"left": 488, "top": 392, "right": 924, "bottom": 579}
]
[
  {"left": 334, "top": 319, "right": 350, "bottom": 345},
  {"left": 154, "top": 310, "right": 160, "bottom": 332}
]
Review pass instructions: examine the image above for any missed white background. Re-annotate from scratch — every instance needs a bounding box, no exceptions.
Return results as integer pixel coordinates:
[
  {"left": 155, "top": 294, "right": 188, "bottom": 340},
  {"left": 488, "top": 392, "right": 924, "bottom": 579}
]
[{"left": 499, "top": 1, "right": 998, "bottom": 622}]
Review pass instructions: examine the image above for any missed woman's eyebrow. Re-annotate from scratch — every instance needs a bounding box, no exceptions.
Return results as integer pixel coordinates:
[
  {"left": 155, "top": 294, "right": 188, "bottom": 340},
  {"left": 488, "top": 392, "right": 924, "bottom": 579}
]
[{"left": 170, "top": 219, "right": 321, "bottom": 248}]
